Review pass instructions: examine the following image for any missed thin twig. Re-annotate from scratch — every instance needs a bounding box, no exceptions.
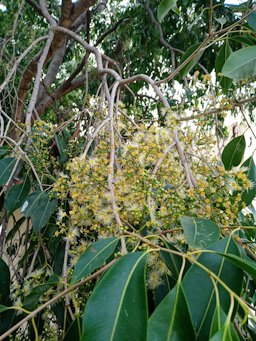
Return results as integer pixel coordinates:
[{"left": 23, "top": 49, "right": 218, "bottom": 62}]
[
  {"left": 0, "top": 36, "right": 49, "bottom": 93},
  {"left": 0, "top": 259, "right": 117, "bottom": 341},
  {"left": 107, "top": 82, "right": 127, "bottom": 254},
  {"left": 209, "top": 0, "right": 213, "bottom": 35},
  {"left": 144, "top": 0, "right": 176, "bottom": 69},
  {"left": 179, "top": 95, "right": 256, "bottom": 122},
  {"left": 62, "top": 238, "right": 75, "bottom": 320},
  {"left": 25, "top": 32, "right": 54, "bottom": 135}
]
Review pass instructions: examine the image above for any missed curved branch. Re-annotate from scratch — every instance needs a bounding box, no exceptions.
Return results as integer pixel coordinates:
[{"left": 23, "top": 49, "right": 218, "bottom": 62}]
[
  {"left": 51, "top": 26, "right": 196, "bottom": 187},
  {"left": 0, "top": 35, "right": 48, "bottom": 94},
  {"left": 25, "top": 32, "right": 55, "bottom": 134},
  {"left": 144, "top": 0, "right": 176, "bottom": 69},
  {"left": 25, "top": 0, "right": 44, "bottom": 17}
]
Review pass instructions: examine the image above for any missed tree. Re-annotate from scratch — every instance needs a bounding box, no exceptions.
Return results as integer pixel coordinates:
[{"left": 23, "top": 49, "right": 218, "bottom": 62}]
[{"left": 0, "top": 0, "right": 256, "bottom": 339}]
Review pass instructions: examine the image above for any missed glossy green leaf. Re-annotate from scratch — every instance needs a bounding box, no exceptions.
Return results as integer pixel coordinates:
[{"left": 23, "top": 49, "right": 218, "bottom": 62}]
[
  {"left": 217, "top": 252, "right": 256, "bottom": 280},
  {"left": 157, "top": 0, "right": 179, "bottom": 23},
  {"left": 248, "top": 12, "right": 256, "bottom": 31},
  {"left": 210, "top": 305, "right": 226, "bottom": 337},
  {"left": 72, "top": 238, "right": 119, "bottom": 284},
  {"left": 229, "top": 35, "right": 256, "bottom": 46},
  {"left": 23, "top": 274, "right": 59, "bottom": 311},
  {"left": 5, "top": 176, "right": 30, "bottom": 213},
  {"left": 215, "top": 41, "right": 233, "bottom": 91},
  {"left": 0, "top": 157, "right": 17, "bottom": 186},
  {"left": 221, "top": 135, "right": 245, "bottom": 171},
  {"left": 55, "top": 134, "right": 68, "bottom": 164},
  {"left": 0, "top": 147, "right": 10, "bottom": 157},
  {"left": 182, "top": 237, "right": 243, "bottom": 341},
  {"left": 180, "top": 216, "right": 220, "bottom": 249},
  {"left": 147, "top": 282, "right": 195, "bottom": 341},
  {"left": 179, "top": 43, "right": 204, "bottom": 79},
  {"left": 82, "top": 252, "right": 148, "bottom": 341},
  {"left": 241, "top": 156, "right": 256, "bottom": 206},
  {"left": 64, "top": 316, "right": 81, "bottom": 341},
  {"left": 0, "top": 258, "right": 10, "bottom": 305},
  {"left": 6, "top": 216, "right": 26, "bottom": 241},
  {"left": 21, "top": 191, "right": 57, "bottom": 234},
  {"left": 210, "top": 305, "right": 239, "bottom": 340},
  {"left": 209, "top": 323, "right": 239, "bottom": 341},
  {"left": 160, "top": 242, "right": 190, "bottom": 279},
  {"left": 0, "top": 304, "right": 10, "bottom": 313},
  {"left": 222, "top": 46, "right": 256, "bottom": 80}
]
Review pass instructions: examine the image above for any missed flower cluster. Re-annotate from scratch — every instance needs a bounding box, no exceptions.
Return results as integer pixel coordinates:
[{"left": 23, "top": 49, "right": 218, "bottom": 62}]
[
  {"left": 52, "top": 111, "right": 252, "bottom": 252},
  {"left": 28, "top": 120, "right": 58, "bottom": 182}
]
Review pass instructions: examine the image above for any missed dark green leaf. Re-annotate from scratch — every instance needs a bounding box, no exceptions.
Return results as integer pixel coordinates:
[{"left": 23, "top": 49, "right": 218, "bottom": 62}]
[
  {"left": 221, "top": 135, "right": 245, "bottom": 170},
  {"left": 248, "top": 12, "right": 256, "bottom": 31},
  {"left": 241, "top": 156, "right": 256, "bottom": 206},
  {"left": 217, "top": 252, "right": 256, "bottom": 280},
  {"left": 180, "top": 216, "right": 220, "bottom": 249},
  {"left": 210, "top": 306, "right": 239, "bottom": 341},
  {"left": 0, "top": 157, "right": 17, "bottom": 186},
  {"left": 53, "top": 301, "right": 73, "bottom": 330},
  {"left": 72, "top": 238, "right": 119, "bottom": 284},
  {"left": 0, "top": 304, "right": 10, "bottom": 313},
  {"left": 0, "top": 147, "right": 10, "bottom": 157},
  {"left": 21, "top": 191, "right": 57, "bottom": 234},
  {"left": 6, "top": 217, "right": 26, "bottom": 241},
  {"left": 5, "top": 176, "right": 30, "bottom": 213},
  {"left": 55, "top": 134, "right": 68, "bottom": 164},
  {"left": 209, "top": 324, "right": 239, "bottom": 341},
  {"left": 215, "top": 41, "right": 233, "bottom": 91},
  {"left": 147, "top": 282, "right": 195, "bottom": 341},
  {"left": 183, "top": 237, "right": 243, "bottom": 341},
  {"left": 82, "top": 252, "right": 148, "bottom": 341},
  {"left": 0, "top": 309, "right": 17, "bottom": 335},
  {"left": 64, "top": 316, "right": 81, "bottom": 341},
  {"left": 0, "top": 258, "right": 10, "bottom": 305},
  {"left": 229, "top": 35, "right": 256, "bottom": 46},
  {"left": 222, "top": 46, "right": 256, "bottom": 80},
  {"left": 157, "top": 0, "right": 179, "bottom": 23},
  {"left": 210, "top": 305, "right": 226, "bottom": 337},
  {"left": 160, "top": 242, "right": 190, "bottom": 280},
  {"left": 179, "top": 44, "right": 204, "bottom": 79},
  {"left": 53, "top": 241, "right": 66, "bottom": 276},
  {"left": 24, "top": 274, "right": 59, "bottom": 311}
]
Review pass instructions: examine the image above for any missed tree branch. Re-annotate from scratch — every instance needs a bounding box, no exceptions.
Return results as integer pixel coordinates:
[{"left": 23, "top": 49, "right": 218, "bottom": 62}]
[
  {"left": 0, "top": 259, "right": 117, "bottom": 340},
  {"left": 145, "top": 0, "right": 176, "bottom": 69},
  {"left": 71, "top": 0, "right": 97, "bottom": 22},
  {"left": 25, "top": 0, "right": 44, "bottom": 17},
  {"left": 179, "top": 95, "right": 256, "bottom": 122}
]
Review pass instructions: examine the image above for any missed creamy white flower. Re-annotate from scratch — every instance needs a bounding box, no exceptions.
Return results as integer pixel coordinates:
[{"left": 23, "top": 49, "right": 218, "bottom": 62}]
[{"left": 57, "top": 209, "right": 67, "bottom": 221}]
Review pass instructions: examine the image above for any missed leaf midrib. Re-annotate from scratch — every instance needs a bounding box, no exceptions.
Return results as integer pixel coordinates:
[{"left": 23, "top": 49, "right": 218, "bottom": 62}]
[
  {"left": 224, "top": 47, "right": 256, "bottom": 76},
  {"left": 74, "top": 238, "right": 117, "bottom": 281},
  {"left": 0, "top": 158, "right": 16, "bottom": 184},
  {"left": 110, "top": 253, "right": 146, "bottom": 341},
  {"left": 37, "top": 197, "right": 54, "bottom": 231},
  {"left": 166, "top": 284, "right": 181, "bottom": 340},
  {"left": 25, "top": 191, "right": 45, "bottom": 216},
  {"left": 196, "top": 237, "right": 232, "bottom": 337},
  {"left": 228, "top": 135, "right": 244, "bottom": 169}
]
